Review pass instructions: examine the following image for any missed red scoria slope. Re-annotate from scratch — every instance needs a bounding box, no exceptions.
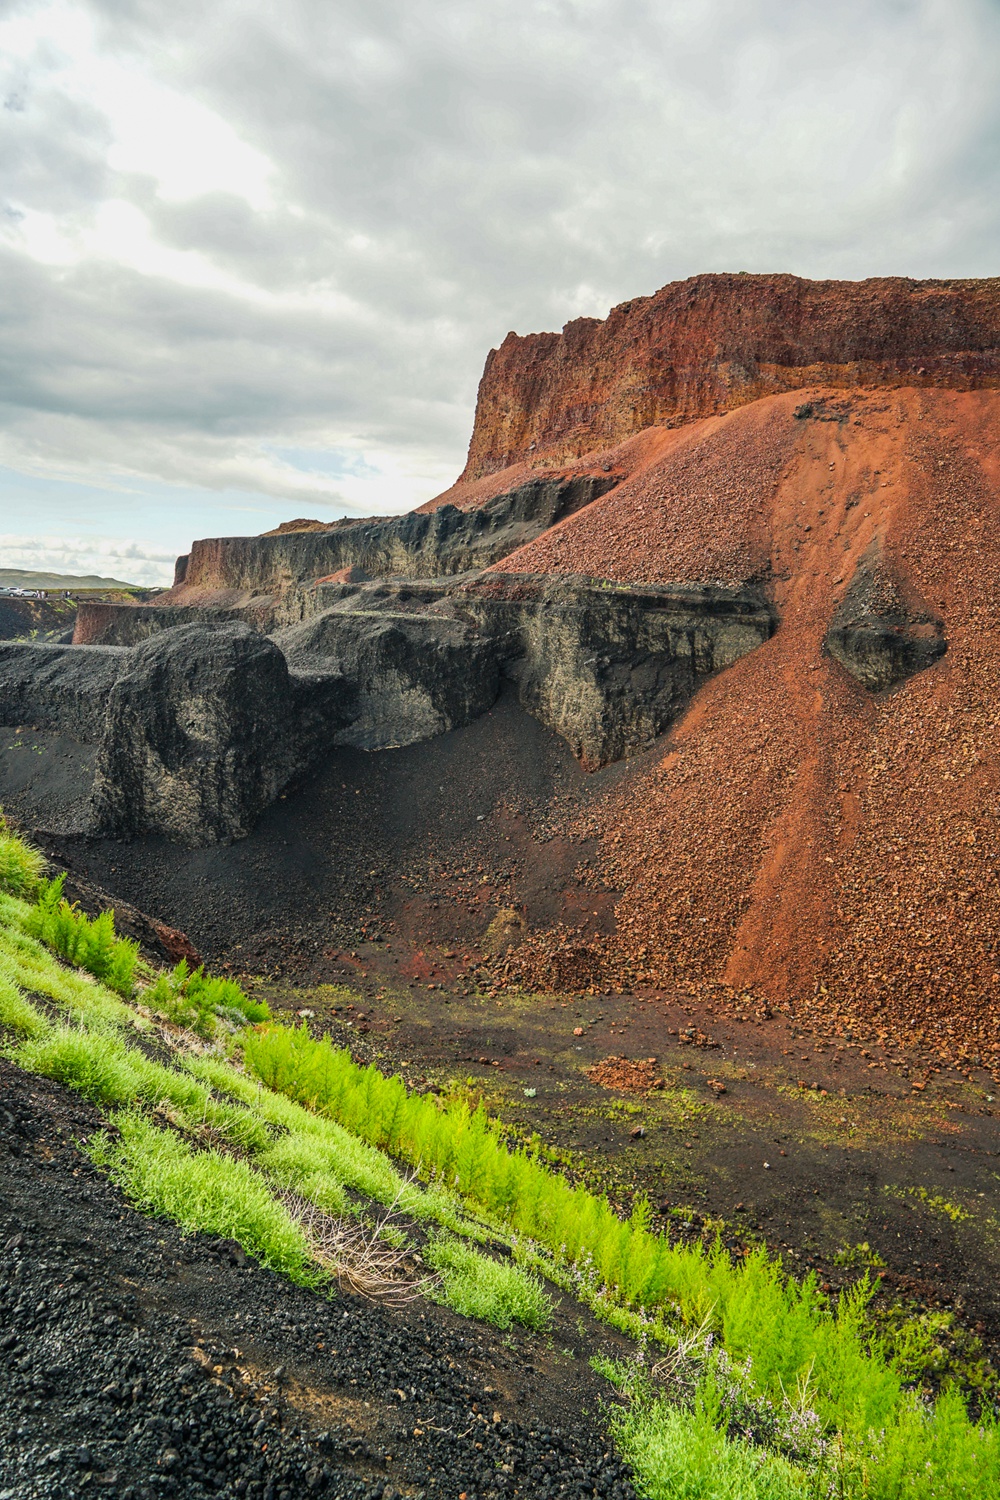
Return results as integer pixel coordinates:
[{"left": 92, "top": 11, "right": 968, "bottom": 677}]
[
  {"left": 448, "top": 272, "right": 1000, "bottom": 486},
  {"left": 485, "top": 386, "right": 1000, "bottom": 1054}
]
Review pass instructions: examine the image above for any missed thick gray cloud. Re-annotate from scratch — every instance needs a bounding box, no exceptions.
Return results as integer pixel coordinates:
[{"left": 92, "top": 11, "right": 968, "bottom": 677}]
[{"left": 2, "top": 0, "right": 1000, "bottom": 577}]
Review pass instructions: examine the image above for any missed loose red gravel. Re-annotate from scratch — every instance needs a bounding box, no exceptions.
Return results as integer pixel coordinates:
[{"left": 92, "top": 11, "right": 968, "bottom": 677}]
[{"left": 482, "top": 387, "right": 1000, "bottom": 1062}]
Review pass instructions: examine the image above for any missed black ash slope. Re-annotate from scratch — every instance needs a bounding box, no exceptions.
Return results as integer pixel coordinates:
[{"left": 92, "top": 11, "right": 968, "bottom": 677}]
[{"left": 0, "top": 1058, "right": 635, "bottom": 1500}]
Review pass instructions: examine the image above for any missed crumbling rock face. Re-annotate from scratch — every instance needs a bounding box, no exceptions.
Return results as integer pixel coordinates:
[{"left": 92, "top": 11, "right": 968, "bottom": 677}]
[
  {"left": 463, "top": 272, "right": 1000, "bottom": 476},
  {"left": 462, "top": 574, "right": 776, "bottom": 766},
  {"left": 274, "top": 572, "right": 776, "bottom": 766},
  {"left": 0, "top": 595, "right": 77, "bottom": 644},
  {"left": 277, "top": 608, "right": 500, "bottom": 750},
  {"left": 91, "top": 623, "right": 348, "bottom": 845},
  {"left": 168, "top": 475, "right": 617, "bottom": 600},
  {"left": 74, "top": 599, "right": 266, "bottom": 648},
  {"left": 826, "top": 554, "right": 946, "bottom": 691},
  {"left": 2, "top": 566, "right": 778, "bottom": 845},
  {"left": 0, "top": 641, "right": 128, "bottom": 741}
]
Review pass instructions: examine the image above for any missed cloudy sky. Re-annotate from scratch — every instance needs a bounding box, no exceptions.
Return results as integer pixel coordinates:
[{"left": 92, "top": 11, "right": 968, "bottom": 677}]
[{"left": 1, "top": 0, "right": 998, "bottom": 584}]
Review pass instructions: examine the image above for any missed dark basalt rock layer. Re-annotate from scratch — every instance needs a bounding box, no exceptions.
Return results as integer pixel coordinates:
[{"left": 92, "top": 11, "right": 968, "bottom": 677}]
[
  {"left": 0, "top": 626, "right": 353, "bottom": 845},
  {"left": 157, "top": 474, "right": 619, "bottom": 604},
  {"left": 0, "top": 641, "right": 129, "bottom": 741},
  {"left": 0, "top": 565, "right": 776, "bottom": 843},
  {"left": 277, "top": 607, "right": 501, "bottom": 751},
  {"left": 461, "top": 574, "right": 776, "bottom": 767},
  {"left": 91, "top": 623, "right": 349, "bottom": 845}
]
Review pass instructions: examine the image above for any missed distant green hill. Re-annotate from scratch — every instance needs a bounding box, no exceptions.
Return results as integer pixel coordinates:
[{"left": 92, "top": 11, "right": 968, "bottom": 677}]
[{"left": 0, "top": 567, "right": 140, "bottom": 591}]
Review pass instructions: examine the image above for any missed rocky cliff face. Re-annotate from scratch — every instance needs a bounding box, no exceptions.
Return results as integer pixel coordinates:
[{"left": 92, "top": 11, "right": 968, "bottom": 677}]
[
  {"left": 147, "top": 475, "right": 617, "bottom": 608},
  {"left": 461, "top": 273, "right": 1000, "bottom": 478},
  {"left": 7, "top": 273, "right": 1000, "bottom": 1052}
]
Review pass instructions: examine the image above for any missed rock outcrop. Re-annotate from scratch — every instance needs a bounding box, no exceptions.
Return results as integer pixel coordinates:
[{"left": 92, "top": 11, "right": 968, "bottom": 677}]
[
  {"left": 461, "top": 273, "right": 1000, "bottom": 477},
  {"left": 0, "top": 626, "right": 352, "bottom": 845},
  {"left": 149, "top": 475, "right": 617, "bottom": 607},
  {"left": 1, "top": 569, "right": 778, "bottom": 842},
  {"left": 277, "top": 607, "right": 501, "bottom": 750},
  {"left": 825, "top": 550, "right": 946, "bottom": 691},
  {"left": 91, "top": 624, "right": 334, "bottom": 845},
  {"left": 462, "top": 574, "right": 775, "bottom": 767},
  {"left": 0, "top": 641, "right": 128, "bottom": 741}
]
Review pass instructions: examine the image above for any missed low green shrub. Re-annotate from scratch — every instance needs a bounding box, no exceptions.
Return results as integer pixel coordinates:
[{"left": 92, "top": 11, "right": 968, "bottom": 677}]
[
  {"left": 0, "top": 970, "right": 47, "bottom": 1037},
  {"left": 240, "top": 1020, "right": 1000, "bottom": 1493},
  {"left": 609, "top": 1387, "right": 811, "bottom": 1500},
  {"left": 0, "top": 817, "right": 44, "bottom": 899},
  {"left": 424, "top": 1234, "right": 553, "bottom": 1331},
  {"left": 87, "top": 1110, "right": 317, "bottom": 1283},
  {"left": 23, "top": 875, "right": 138, "bottom": 996},
  {"left": 145, "top": 959, "right": 270, "bottom": 1036}
]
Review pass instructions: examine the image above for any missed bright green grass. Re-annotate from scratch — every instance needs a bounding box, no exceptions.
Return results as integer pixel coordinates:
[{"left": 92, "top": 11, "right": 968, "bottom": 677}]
[
  {"left": 4, "top": 984, "right": 548, "bottom": 1330},
  {"left": 88, "top": 1110, "right": 318, "bottom": 1284},
  {"left": 0, "top": 894, "right": 135, "bottom": 1029},
  {"left": 239, "top": 1024, "right": 894, "bottom": 1433},
  {"left": 0, "top": 824, "right": 44, "bottom": 899},
  {"left": 0, "top": 970, "right": 47, "bottom": 1037},
  {"left": 10, "top": 1024, "right": 273, "bottom": 1153},
  {"left": 240, "top": 1020, "right": 1000, "bottom": 1496},
  {"left": 423, "top": 1234, "right": 553, "bottom": 1331},
  {"left": 144, "top": 959, "right": 270, "bottom": 1035},
  {"left": 611, "top": 1394, "right": 811, "bottom": 1500},
  {"left": 24, "top": 875, "right": 139, "bottom": 995},
  {"left": 3, "top": 822, "right": 1000, "bottom": 1496}
]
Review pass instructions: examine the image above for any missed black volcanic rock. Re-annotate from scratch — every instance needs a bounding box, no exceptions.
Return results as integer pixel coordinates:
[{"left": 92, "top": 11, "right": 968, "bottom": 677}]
[
  {"left": 0, "top": 641, "right": 128, "bottom": 741},
  {"left": 462, "top": 573, "right": 777, "bottom": 767},
  {"left": 826, "top": 554, "right": 946, "bottom": 692},
  {"left": 91, "top": 622, "right": 348, "bottom": 845},
  {"left": 277, "top": 607, "right": 501, "bottom": 749}
]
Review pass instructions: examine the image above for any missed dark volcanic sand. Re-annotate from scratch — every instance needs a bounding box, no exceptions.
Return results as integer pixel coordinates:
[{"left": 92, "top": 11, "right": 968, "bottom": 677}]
[{"left": 32, "top": 687, "right": 640, "bottom": 974}]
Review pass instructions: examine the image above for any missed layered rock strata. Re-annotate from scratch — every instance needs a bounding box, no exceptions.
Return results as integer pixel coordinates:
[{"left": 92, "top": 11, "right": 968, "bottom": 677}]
[
  {"left": 0, "top": 568, "right": 777, "bottom": 842},
  {"left": 461, "top": 575, "right": 775, "bottom": 767},
  {"left": 152, "top": 474, "right": 617, "bottom": 607},
  {"left": 462, "top": 273, "right": 1000, "bottom": 478}
]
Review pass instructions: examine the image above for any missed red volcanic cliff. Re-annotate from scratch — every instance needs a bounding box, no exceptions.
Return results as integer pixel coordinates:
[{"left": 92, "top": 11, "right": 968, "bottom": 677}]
[{"left": 460, "top": 273, "right": 1000, "bottom": 480}]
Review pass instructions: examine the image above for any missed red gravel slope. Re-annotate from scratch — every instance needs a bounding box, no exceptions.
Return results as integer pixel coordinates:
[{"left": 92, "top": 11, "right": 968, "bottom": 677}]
[{"left": 490, "top": 386, "right": 1000, "bottom": 1053}]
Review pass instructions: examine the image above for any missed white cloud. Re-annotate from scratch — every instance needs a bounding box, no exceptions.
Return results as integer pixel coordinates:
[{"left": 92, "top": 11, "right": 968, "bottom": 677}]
[
  {"left": 0, "top": 0, "right": 999, "bottom": 571},
  {"left": 0, "top": 531, "right": 175, "bottom": 585}
]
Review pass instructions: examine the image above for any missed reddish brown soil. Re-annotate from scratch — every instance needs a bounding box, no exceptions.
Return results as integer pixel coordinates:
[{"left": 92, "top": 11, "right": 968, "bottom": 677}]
[
  {"left": 481, "top": 386, "right": 1000, "bottom": 1057},
  {"left": 585, "top": 1056, "right": 662, "bottom": 1092},
  {"left": 457, "top": 273, "right": 1000, "bottom": 480},
  {"left": 419, "top": 426, "right": 685, "bottom": 513}
]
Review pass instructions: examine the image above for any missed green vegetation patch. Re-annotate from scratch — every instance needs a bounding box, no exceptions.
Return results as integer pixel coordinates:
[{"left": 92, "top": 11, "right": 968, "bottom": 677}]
[
  {"left": 424, "top": 1234, "right": 553, "bottom": 1331},
  {"left": 612, "top": 1393, "right": 809, "bottom": 1500},
  {"left": 87, "top": 1111, "right": 318, "bottom": 1283},
  {"left": 3, "top": 816, "right": 1000, "bottom": 1497},
  {"left": 0, "top": 819, "right": 45, "bottom": 899},
  {"left": 25, "top": 875, "right": 139, "bottom": 996}
]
